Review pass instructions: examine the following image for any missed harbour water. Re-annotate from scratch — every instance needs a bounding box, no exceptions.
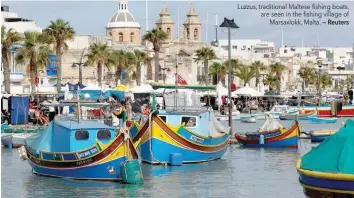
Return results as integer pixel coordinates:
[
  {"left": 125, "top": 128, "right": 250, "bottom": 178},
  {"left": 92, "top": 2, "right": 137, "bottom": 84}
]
[{"left": 1, "top": 119, "right": 350, "bottom": 198}]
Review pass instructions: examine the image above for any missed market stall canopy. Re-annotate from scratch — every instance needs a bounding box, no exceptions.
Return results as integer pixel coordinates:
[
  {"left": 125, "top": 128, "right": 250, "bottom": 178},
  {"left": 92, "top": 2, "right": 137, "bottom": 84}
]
[
  {"left": 131, "top": 84, "right": 154, "bottom": 93},
  {"left": 150, "top": 83, "right": 216, "bottom": 90},
  {"left": 232, "top": 84, "right": 262, "bottom": 97},
  {"left": 114, "top": 84, "right": 130, "bottom": 92}
]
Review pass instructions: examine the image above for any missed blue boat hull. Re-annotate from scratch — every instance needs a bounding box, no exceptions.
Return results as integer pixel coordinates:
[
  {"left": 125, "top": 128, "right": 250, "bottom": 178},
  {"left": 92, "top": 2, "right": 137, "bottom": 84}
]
[
  {"left": 310, "top": 134, "right": 330, "bottom": 143},
  {"left": 308, "top": 117, "right": 338, "bottom": 124},
  {"left": 29, "top": 156, "right": 127, "bottom": 180},
  {"left": 299, "top": 173, "right": 354, "bottom": 196}
]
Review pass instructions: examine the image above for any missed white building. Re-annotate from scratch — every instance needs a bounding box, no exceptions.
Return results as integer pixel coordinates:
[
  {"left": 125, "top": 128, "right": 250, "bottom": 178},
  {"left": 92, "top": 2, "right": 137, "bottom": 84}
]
[{"left": 1, "top": 5, "right": 42, "bottom": 33}]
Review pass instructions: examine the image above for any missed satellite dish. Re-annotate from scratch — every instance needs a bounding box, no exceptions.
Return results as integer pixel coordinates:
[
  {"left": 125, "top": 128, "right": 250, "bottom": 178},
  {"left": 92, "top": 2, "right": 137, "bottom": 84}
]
[
  {"left": 84, "top": 93, "right": 90, "bottom": 100},
  {"left": 67, "top": 93, "right": 74, "bottom": 100}
]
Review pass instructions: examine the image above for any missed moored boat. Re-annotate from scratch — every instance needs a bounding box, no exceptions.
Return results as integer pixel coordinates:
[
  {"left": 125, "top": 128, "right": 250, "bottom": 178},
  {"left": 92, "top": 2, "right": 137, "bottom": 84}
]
[
  {"left": 310, "top": 129, "right": 337, "bottom": 143},
  {"left": 130, "top": 84, "right": 230, "bottom": 165},
  {"left": 24, "top": 117, "right": 139, "bottom": 181},
  {"left": 279, "top": 111, "right": 316, "bottom": 120},
  {"left": 308, "top": 116, "right": 338, "bottom": 124},
  {"left": 235, "top": 115, "right": 300, "bottom": 148},
  {"left": 240, "top": 116, "right": 256, "bottom": 123},
  {"left": 297, "top": 120, "right": 354, "bottom": 197}
]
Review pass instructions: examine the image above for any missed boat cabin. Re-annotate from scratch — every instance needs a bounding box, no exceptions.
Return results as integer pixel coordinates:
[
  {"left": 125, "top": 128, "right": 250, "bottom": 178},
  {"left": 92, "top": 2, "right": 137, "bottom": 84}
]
[
  {"left": 156, "top": 110, "right": 211, "bottom": 137},
  {"left": 28, "top": 117, "right": 116, "bottom": 154}
]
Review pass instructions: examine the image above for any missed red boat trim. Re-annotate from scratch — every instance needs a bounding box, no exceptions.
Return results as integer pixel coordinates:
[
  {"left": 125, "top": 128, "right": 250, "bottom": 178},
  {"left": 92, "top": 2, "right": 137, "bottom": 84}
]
[{"left": 132, "top": 120, "right": 149, "bottom": 143}]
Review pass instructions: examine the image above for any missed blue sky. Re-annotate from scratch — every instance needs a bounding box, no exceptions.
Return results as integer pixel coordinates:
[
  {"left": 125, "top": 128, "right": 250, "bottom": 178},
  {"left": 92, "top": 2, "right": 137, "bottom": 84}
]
[{"left": 3, "top": 1, "right": 354, "bottom": 47}]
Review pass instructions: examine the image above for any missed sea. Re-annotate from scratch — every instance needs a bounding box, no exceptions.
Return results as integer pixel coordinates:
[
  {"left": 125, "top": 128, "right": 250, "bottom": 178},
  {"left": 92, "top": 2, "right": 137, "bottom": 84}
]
[{"left": 1, "top": 118, "right": 350, "bottom": 198}]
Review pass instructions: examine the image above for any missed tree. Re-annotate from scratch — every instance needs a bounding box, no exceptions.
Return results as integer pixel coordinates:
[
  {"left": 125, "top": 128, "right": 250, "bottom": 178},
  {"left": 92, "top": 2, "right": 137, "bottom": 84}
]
[
  {"left": 133, "top": 50, "right": 147, "bottom": 86},
  {"left": 250, "top": 61, "right": 266, "bottom": 87},
  {"left": 43, "top": 19, "right": 75, "bottom": 92},
  {"left": 1, "top": 26, "right": 22, "bottom": 93},
  {"left": 142, "top": 28, "right": 168, "bottom": 82},
  {"left": 319, "top": 72, "right": 332, "bottom": 89},
  {"left": 111, "top": 50, "right": 125, "bottom": 86},
  {"left": 86, "top": 43, "right": 112, "bottom": 87},
  {"left": 15, "top": 32, "right": 52, "bottom": 92},
  {"left": 269, "top": 63, "right": 287, "bottom": 93},
  {"left": 121, "top": 51, "right": 136, "bottom": 83},
  {"left": 195, "top": 47, "right": 216, "bottom": 85},
  {"left": 234, "top": 64, "right": 256, "bottom": 86},
  {"left": 209, "top": 62, "right": 226, "bottom": 85},
  {"left": 263, "top": 75, "right": 278, "bottom": 90},
  {"left": 298, "top": 66, "right": 316, "bottom": 91}
]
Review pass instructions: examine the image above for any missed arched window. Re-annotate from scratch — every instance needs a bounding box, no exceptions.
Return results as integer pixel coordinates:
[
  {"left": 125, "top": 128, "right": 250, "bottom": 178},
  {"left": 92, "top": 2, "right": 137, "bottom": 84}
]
[
  {"left": 124, "top": 4, "right": 126, "bottom": 10},
  {"left": 130, "top": 32, "right": 134, "bottom": 43},
  {"left": 186, "top": 28, "right": 190, "bottom": 39},
  {"left": 109, "top": 32, "right": 112, "bottom": 37},
  {"left": 194, "top": 28, "right": 198, "bottom": 40},
  {"left": 166, "top": 28, "right": 171, "bottom": 39},
  {"left": 119, "top": 32, "right": 123, "bottom": 42}
]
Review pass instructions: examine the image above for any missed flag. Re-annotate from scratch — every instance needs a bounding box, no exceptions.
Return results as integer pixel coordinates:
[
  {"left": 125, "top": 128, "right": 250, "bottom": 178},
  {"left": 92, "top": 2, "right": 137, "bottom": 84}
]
[{"left": 176, "top": 74, "right": 187, "bottom": 85}]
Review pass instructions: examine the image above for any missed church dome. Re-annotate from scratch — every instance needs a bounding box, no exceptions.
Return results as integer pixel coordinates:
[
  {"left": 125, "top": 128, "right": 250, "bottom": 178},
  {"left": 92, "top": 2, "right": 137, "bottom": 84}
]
[{"left": 106, "top": 0, "right": 140, "bottom": 29}]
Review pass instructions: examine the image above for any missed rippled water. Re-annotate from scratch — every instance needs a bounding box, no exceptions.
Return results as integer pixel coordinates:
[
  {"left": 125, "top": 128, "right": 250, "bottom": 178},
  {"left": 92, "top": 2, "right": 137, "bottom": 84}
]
[{"left": 2, "top": 118, "right": 351, "bottom": 198}]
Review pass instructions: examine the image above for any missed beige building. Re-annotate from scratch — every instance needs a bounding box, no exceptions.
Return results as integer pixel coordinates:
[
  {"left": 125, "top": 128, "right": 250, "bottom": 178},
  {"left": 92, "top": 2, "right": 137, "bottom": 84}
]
[{"left": 106, "top": 0, "right": 141, "bottom": 45}]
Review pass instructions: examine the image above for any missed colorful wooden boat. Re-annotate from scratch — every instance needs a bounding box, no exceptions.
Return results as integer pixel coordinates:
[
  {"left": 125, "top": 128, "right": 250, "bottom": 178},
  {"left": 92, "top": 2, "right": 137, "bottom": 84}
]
[
  {"left": 279, "top": 111, "right": 316, "bottom": 120},
  {"left": 24, "top": 117, "right": 139, "bottom": 181},
  {"left": 308, "top": 116, "right": 338, "bottom": 124},
  {"left": 130, "top": 111, "right": 230, "bottom": 164},
  {"left": 303, "top": 104, "right": 354, "bottom": 117},
  {"left": 235, "top": 118, "right": 300, "bottom": 148},
  {"left": 240, "top": 116, "right": 256, "bottom": 123},
  {"left": 297, "top": 120, "right": 354, "bottom": 197},
  {"left": 310, "top": 129, "right": 337, "bottom": 143}
]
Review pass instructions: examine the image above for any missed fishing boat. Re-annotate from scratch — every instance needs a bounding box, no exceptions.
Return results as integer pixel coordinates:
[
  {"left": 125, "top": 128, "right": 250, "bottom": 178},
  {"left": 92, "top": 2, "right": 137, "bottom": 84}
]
[
  {"left": 267, "top": 105, "right": 298, "bottom": 118},
  {"left": 240, "top": 116, "right": 256, "bottom": 123},
  {"left": 308, "top": 116, "right": 338, "bottom": 124},
  {"left": 279, "top": 111, "right": 316, "bottom": 120},
  {"left": 129, "top": 84, "right": 230, "bottom": 165},
  {"left": 303, "top": 104, "right": 354, "bottom": 117},
  {"left": 23, "top": 99, "right": 141, "bottom": 181},
  {"left": 297, "top": 119, "right": 354, "bottom": 197},
  {"left": 235, "top": 115, "right": 300, "bottom": 148},
  {"left": 1, "top": 126, "right": 44, "bottom": 148},
  {"left": 310, "top": 129, "right": 337, "bottom": 143}
]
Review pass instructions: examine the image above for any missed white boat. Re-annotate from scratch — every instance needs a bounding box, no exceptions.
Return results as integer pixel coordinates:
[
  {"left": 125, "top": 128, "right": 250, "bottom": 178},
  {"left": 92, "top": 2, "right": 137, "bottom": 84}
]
[
  {"left": 1, "top": 133, "right": 13, "bottom": 147},
  {"left": 240, "top": 116, "right": 257, "bottom": 123},
  {"left": 267, "top": 105, "right": 298, "bottom": 118}
]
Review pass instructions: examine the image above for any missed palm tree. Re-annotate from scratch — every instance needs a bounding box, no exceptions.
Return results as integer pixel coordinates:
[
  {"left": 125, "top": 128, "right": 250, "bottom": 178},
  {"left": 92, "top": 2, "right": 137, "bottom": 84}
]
[
  {"left": 43, "top": 19, "right": 75, "bottom": 92},
  {"left": 298, "top": 66, "right": 316, "bottom": 91},
  {"left": 250, "top": 61, "right": 266, "bottom": 87},
  {"left": 142, "top": 28, "right": 168, "bottom": 82},
  {"left": 320, "top": 72, "right": 332, "bottom": 89},
  {"left": 1, "top": 26, "right": 22, "bottom": 93},
  {"left": 263, "top": 75, "right": 278, "bottom": 90},
  {"left": 15, "top": 32, "right": 52, "bottom": 92},
  {"left": 234, "top": 64, "right": 256, "bottom": 86},
  {"left": 269, "top": 63, "right": 287, "bottom": 93},
  {"left": 133, "top": 50, "right": 147, "bottom": 86},
  {"left": 85, "top": 43, "right": 112, "bottom": 87},
  {"left": 209, "top": 62, "right": 226, "bottom": 85},
  {"left": 111, "top": 50, "right": 125, "bottom": 85},
  {"left": 121, "top": 51, "right": 136, "bottom": 83},
  {"left": 195, "top": 47, "right": 217, "bottom": 85}
]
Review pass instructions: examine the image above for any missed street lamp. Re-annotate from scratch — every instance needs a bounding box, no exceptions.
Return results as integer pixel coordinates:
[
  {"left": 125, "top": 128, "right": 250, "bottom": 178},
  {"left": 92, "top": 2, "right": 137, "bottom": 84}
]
[
  {"left": 317, "top": 58, "right": 323, "bottom": 98},
  {"left": 220, "top": 17, "right": 239, "bottom": 134},
  {"left": 71, "top": 48, "right": 87, "bottom": 86}
]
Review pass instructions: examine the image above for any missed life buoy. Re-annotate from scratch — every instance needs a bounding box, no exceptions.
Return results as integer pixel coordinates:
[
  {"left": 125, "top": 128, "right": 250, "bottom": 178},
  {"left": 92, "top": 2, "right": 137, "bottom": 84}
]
[{"left": 344, "top": 95, "right": 349, "bottom": 99}]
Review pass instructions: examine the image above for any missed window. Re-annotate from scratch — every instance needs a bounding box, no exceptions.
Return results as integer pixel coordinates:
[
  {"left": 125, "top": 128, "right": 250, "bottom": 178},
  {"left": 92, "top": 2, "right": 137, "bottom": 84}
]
[
  {"left": 166, "top": 28, "right": 171, "bottom": 39},
  {"left": 181, "top": 116, "right": 197, "bottom": 127},
  {"left": 232, "top": 45, "right": 237, "bottom": 49},
  {"left": 158, "top": 115, "right": 167, "bottom": 123},
  {"left": 97, "top": 129, "right": 111, "bottom": 140},
  {"left": 194, "top": 28, "right": 198, "bottom": 40},
  {"left": 130, "top": 32, "right": 134, "bottom": 43},
  {"left": 119, "top": 33, "right": 123, "bottom": 42},
  {"left": 75, "top": 129, "right": 89, "bottom": 140},
  {"left": 186, "top": 28, "right": 190, "bottom": 39},
  {"left": 109, "top": 32, "right": 112, "bottom": 37}
]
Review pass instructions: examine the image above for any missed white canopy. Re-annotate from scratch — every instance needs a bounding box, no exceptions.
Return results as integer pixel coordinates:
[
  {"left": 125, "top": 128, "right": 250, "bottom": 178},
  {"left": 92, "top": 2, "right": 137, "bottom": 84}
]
[
  {"left": 131, "top": 84, "right": 154, "bottom": 93},
  {"left": 232, "top": 84, "right": 262, "bottom": 97}
]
